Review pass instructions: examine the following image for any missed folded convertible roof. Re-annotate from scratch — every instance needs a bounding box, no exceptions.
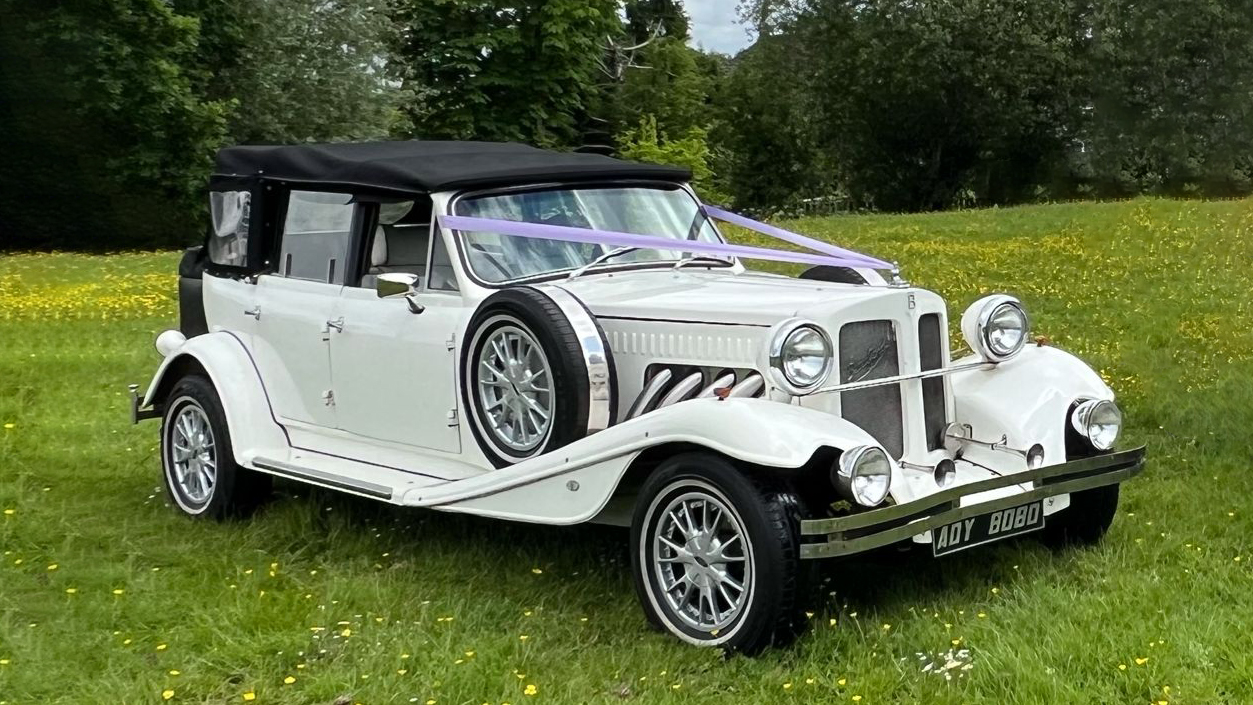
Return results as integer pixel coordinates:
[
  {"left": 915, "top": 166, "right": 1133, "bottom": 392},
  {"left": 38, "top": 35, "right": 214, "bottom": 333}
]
[{"left": 211, "top": 140, "right": 692, "bottom": 193}]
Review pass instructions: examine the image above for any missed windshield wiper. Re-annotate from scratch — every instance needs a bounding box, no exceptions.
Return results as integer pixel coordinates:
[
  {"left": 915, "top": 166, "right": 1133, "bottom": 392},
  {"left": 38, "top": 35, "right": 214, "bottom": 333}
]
[
  {"left": 672, "top": 255, "right": 734, "bottom": 271},
  {"left": 567, "top": 246, "right": 640, "bottom": 281}
]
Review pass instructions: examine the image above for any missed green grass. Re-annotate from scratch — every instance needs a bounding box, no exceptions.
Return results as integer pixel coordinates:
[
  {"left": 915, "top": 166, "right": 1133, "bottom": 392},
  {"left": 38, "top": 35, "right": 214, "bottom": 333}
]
[{"left": 3, "top": 197, "right": 1253, "bottom": 704}]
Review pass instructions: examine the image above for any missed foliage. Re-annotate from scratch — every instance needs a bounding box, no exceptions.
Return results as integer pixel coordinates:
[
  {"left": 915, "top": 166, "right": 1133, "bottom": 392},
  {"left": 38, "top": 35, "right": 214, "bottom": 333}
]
[
  {"left": 617, "top": 116, "right": 729, "bottom": 204},
  {"left": 392, "top": 0, "right": 620, "bottom": 148},
  {"left": 176, "top": 0, "right": 402, "bottom": 144},
  {"left": 624, "top": 0, "right": 691, "bottom": 43},
  {"left": 610, "top": 37, "right": 711, "bottom": 139},
  {"left": 5, "top": 198, "right": 1253, "bottom": 701},
  {"left": 0, "top": 0, "right": 229, "bottom": 250}
]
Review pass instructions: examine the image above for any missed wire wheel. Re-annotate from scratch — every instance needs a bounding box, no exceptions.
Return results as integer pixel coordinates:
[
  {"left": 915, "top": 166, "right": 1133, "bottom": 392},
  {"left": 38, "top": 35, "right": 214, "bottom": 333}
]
[
  {"left": 474, "top": 319, "right": 555, "bottom": 453},
  {"left": 649, "top": 481, "right": 754, "bottom": 634},
  {"left": 165, "top": 397, "right": 217, "bottom": 507}
]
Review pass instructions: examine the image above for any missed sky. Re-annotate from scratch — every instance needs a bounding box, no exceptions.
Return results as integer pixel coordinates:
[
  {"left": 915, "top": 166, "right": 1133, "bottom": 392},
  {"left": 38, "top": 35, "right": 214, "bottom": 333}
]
[{"left": 685, "top": 0, "right": 755, "bottom": 55}]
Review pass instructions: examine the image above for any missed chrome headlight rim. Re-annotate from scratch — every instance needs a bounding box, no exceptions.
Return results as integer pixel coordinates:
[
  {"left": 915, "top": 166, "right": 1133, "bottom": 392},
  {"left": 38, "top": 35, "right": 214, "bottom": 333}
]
[
  {"left": 767, "top": 318, "right": 834, "bottom": 395},
  {"left": 1071, "top": 398, "right": 1122, "bottom": 451},
  {"left": 963, "top": 294, "right": 1030, "bottom": 362},
  {"left": 834, "top": 445, "right": 893, "bottom": 507}
]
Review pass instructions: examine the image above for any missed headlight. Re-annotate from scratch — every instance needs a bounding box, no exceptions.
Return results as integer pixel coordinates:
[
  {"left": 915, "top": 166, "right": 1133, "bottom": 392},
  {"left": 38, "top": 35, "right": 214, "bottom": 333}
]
[
  {"left": 768, "top": 320, "right": 833, "bottom": 394},
  {"left": 1071, "top": 399, "right": 1122, "bottom": 451},
  {"left": 961, "top": 295, "right": 1029, "bottom": 361},
  {"left": 832, "top": 445, "right": 893, "bottom": 507}
]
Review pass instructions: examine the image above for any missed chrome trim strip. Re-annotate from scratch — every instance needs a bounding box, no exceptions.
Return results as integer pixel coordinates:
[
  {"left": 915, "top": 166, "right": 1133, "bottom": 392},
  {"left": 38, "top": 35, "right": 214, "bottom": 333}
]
[
  {"left": 657, "top": 371, "right": 703, "bottom": 408},
  {"left": 798, "top": 446, "right": 1146, "bottom": 553},
  {"left": 816, "top": 360, "right": 992, "bottom": 394},
  {"left": 252, "top": 457, "right": 394, "bottom": 500},
  {"left": 544, "top": 286, "right": 614, "bottom": 434},
  {"left": 697, "top": 372, "right": 737, "bottom": 398},
  {"left": 727, "top": 373, "right": 764, "bottom": 398},
  {"left": 626, "top": 369, "right": 674, "bottom": 420}
]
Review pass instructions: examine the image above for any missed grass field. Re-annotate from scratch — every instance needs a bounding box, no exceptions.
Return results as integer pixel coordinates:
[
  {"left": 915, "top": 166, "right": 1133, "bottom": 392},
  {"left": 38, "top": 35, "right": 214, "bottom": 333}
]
[{"left": 2, "top": 197, "right": 1253, "bottom": 704}]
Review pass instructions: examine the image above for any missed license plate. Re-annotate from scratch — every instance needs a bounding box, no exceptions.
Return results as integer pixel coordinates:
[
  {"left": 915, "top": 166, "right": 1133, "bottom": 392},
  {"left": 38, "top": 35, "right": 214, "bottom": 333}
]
[{"left": 932, "top": 501, "right": 1044, "bottom": 556}]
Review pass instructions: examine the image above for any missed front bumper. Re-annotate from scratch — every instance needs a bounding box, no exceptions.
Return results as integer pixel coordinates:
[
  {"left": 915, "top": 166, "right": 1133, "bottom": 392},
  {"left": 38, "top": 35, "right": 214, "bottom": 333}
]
[{"left": 799, "top": 446, "right": 1146, "bottom": 559}]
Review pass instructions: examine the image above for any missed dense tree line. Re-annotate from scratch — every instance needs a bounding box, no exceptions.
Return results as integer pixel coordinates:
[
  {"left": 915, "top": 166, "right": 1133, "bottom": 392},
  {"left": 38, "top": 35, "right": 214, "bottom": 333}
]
[{"left": 1, "top": 0, "right": 1251, "bottom": 250}]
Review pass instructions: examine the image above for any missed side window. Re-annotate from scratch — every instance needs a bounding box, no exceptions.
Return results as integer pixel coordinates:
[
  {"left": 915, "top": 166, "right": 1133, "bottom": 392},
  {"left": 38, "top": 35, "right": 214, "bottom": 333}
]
[
  {"left": 279, "top": 191, "right": 355, "bottom": 284},
  {"left": 428, "top": 232, "right": 461, "bottom": 292},
  {"left": 207, "top": 190, "right": 251, "bottom": 267}
]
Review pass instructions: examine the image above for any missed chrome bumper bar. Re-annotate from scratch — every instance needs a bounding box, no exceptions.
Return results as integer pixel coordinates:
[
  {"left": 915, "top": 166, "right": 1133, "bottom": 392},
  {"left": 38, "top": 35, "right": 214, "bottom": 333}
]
[{"left": 799, "top": 446, "right": 1146, "bottom": 559}]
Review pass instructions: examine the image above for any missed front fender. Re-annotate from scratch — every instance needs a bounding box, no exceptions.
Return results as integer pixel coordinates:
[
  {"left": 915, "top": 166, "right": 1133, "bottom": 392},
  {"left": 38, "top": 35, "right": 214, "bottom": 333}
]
[
  {"left": 950, "top": 345, "right": 1113, "bottom": 470},
  {"left": 418, "top": 397, "right": 879, "bottom": 524},
  {"left": 142, "top": 331, "right": 287, "bottom": 465}
]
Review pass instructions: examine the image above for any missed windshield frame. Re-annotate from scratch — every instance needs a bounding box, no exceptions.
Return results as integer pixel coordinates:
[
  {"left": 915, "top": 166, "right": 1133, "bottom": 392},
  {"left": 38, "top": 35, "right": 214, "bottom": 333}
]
[{"left": 445, "top": 180, "right": 736, "bottom": 289}]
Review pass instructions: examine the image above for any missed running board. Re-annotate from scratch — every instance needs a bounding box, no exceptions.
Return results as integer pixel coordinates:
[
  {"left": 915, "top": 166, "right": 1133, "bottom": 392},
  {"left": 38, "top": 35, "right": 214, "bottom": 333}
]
[{"left": 252, "top": 457, "right": 394, "bottom": 500}]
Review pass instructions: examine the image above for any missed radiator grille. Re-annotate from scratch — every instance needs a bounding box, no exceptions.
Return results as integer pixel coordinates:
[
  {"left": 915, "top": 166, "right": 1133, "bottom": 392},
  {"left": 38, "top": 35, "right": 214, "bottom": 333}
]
[
  {"left": 838, "top": 320, "right": 904, "bottom": 458},
  {"left": 918, "top": 313, "right": 947, "bottom": 450}
]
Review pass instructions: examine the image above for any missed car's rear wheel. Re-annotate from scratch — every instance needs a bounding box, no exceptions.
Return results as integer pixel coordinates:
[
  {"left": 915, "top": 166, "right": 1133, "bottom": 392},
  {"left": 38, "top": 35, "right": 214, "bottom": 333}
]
[
  {"left": 161, "top": 374, "right": 269, "bottom": 519},
  {"left": 630, "top": 453, "right": 809, "bottom": 653},
  {"left": 461, "top": 287, "right": 615, "bottom": 468}
]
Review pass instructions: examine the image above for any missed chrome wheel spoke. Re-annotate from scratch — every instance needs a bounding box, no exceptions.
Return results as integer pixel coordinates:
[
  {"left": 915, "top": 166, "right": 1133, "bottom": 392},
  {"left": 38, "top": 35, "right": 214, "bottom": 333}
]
[
  {"left": 475, "top": 322, "right": 555, "bottom": 453},
  {"left": 167, "top": 403, "right": 216, "bottom": 505}
]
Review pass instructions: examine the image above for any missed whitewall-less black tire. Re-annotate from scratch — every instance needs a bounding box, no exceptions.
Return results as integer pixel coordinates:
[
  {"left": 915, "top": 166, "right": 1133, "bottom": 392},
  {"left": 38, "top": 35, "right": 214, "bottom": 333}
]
[
  {"left": 630, "top": 453, "right": 809, "bottom": 653},
  {"left": 160, "top": 375, "right": 269, "bottom": 519},
  {"left": 461, "top": 287, "right": 615, "bottom": 469}
]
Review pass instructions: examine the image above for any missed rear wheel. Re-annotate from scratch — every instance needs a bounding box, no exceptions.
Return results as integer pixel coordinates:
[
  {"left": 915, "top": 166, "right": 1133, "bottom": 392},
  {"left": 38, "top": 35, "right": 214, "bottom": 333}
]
[
  {"left": 630, "top": 453, "right": 809, "bottom": 653},
  {"left": 160, "top": 375, "right": 269, "bottom": 519}
]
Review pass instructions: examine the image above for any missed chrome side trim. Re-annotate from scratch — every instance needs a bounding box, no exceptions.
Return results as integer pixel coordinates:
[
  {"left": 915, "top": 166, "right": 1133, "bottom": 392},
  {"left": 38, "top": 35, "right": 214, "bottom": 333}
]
[
  {"left": 697, "top": 372, "right": 737, "bottom": 398},
  {"left": 816, "top": 360, "right": 992, "bottom": 394},
  {"left": 252, "top": 457, "right": 393, "bottom": 500},
  {"left": 543, "top": 286, "right": 614, "bottom": 434},
  {"left": 626, "top": 368, "right": 674, "bottom": 420},
  {"left": 657, "top": 371, "right": 703, "bottom": 408},
  {"left": 728, "top": 373, "right": 764, "bottom": 398}
]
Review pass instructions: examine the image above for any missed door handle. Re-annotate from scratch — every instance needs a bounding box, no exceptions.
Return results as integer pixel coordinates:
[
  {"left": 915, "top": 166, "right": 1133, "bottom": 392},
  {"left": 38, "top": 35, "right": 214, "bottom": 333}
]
[
  {"left": 244, "top": 307, "right": 261, "bottom": 320},
  {"left": 326, "top": 317, "right": 344, "bottom": 332}
]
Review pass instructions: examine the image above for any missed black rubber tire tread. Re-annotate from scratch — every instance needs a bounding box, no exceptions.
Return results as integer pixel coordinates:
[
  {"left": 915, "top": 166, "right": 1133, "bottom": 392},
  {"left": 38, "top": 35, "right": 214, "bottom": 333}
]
[
  {"left": 1038, "top": 483, "right": 1120, "bottom": 548},
  {"left": 161, "top": 374, "right": 270, "bottom": 520},
  {"left": 799, "top": 265, "right": 869, "bottom": 285},
  {"left": 630, "top": 452, "right": 809, "bottom": 654},
  {"left": 461, "top": 286, "right": 606, "bottom": 468}
]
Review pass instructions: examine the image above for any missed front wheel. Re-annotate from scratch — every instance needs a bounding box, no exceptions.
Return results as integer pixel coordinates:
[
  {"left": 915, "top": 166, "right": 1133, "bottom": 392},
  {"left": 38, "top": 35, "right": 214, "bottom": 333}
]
[
  {"left": 630, "top": 453, "right": 809, "bottom": 653},
  {"left": 1039, "top": 484, "right": 1120, "bottom": 547}
]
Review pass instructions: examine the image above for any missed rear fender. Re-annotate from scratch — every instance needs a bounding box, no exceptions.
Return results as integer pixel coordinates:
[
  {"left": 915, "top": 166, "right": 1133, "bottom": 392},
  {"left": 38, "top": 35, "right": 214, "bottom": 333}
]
[{"left": 142, "top": 331, "right": 287, "bottom": 465}]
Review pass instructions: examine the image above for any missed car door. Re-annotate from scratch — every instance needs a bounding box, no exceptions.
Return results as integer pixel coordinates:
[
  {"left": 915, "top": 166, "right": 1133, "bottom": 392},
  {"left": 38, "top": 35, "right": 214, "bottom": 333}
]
[
  {"left": 328, "top": 221, "right": 464, "bottom": 454},
  {"left": 249, "top": 190, "right": 359, "bottom": 428}
]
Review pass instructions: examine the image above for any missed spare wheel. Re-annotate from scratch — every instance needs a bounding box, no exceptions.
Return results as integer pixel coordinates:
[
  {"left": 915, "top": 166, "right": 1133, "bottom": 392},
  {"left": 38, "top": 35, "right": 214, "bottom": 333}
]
[{"left": 461, "top": 286, "right": 616, "bottom": 468}]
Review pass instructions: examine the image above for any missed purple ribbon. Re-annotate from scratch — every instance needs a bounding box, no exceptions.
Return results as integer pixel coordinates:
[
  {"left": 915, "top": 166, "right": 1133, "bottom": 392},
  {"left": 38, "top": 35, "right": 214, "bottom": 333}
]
[
  {"left": 702, "top": 205, "right": 891, "bottom": 269},
  {"left": 439, "top": 213, "right": 890, "bottom": 271}
]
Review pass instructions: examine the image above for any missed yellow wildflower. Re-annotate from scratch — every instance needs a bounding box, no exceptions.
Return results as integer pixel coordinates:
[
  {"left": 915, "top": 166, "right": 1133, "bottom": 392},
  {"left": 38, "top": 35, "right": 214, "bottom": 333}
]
[
  {"left": 524, "top": 684, "right": 538, "bottom": 696},
  {"left": 162, "top": 690, "right": 175, "bottom": 700},
  {"left": 283, "top": 676, "right": 295, "bottom": 684}
]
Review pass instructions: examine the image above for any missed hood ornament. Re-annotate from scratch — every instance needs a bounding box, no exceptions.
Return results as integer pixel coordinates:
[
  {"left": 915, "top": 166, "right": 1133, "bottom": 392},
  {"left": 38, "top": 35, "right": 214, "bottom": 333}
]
[{"left": 888, "top": 262, "right": 909, "bottom": 288}]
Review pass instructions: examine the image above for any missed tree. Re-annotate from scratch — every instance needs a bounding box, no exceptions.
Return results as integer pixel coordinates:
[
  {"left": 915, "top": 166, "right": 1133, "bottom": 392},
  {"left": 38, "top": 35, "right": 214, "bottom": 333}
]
[
  {"left": 392, "top": 0, "right": 620, "bottom": 148},
  {"left": 175, "top": 0, "right": 401, "bottom": 144},
  {"left": 611, "top": 37, "right": 710, "bottom": 139},
  {"left": 0, "top": 0, "right": 229, "bottom": 250},
  {"left": 624, "top": 0, "right": 690, "bottom": 44}
]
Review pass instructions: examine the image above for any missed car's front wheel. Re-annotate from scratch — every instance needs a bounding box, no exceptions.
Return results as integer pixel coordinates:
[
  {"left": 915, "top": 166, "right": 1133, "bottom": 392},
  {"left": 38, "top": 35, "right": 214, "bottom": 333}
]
[
  {"left": 160, "top": 374, "right": 269, "bottom": 519},
  {"left": 630, "top": 453, "right": 809, "bottom": 653}
]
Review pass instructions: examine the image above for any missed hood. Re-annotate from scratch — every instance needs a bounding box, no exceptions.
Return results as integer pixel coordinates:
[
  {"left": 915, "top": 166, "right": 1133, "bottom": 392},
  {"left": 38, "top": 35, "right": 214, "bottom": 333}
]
[{"left": 556, "top": 269, "right": 922, "bottom": 327}]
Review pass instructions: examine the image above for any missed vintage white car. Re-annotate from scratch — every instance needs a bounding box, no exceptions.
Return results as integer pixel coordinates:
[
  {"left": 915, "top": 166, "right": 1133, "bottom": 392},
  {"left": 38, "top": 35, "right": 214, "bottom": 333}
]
[{"left": 132, "top": 140, "right": 1145, "bottom": 653}]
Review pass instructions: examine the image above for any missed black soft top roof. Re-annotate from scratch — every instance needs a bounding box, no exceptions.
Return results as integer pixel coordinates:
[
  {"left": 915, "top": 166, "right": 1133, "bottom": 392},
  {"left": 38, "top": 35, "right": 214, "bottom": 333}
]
[{"left": 211, "top": 140, "right": 692, "bottom": 193}]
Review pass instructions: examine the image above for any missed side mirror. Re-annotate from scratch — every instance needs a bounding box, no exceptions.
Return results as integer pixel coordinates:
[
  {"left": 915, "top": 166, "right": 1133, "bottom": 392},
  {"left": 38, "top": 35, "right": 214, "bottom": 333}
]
[
  {"left": 375, "top": 272, "right": 424, "bottom": 314},
  {"left": 376, "top": 272, "right": 419, "bottom": 298}
]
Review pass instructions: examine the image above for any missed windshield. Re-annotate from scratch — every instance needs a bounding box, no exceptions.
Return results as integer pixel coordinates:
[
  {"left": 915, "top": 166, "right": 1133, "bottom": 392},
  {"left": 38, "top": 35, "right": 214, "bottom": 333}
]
[{"left": 452, "top": 185, "right": 727, "bottom": 283}]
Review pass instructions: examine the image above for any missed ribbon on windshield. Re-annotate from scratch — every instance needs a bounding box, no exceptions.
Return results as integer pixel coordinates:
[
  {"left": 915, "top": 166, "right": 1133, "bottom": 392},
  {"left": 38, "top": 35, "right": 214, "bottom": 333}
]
[
  {"left": 701, "top": 205, "right": 890, "bottom": 269},
  {"left": 438, "top": 212, "right": 891, "bottom": 271}
]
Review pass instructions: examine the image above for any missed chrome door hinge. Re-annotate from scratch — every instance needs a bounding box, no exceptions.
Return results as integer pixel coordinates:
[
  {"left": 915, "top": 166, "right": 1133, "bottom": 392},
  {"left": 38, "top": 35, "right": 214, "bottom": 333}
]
[
  {"left": 322, "top": 390, "right": 335, "bottom": 406},
  {"left": 244, "top": 306, "right": 261, "bottom": 320},
  {"left": 446, "top": 407, "right": 458, "bottom": 427},
  {"left": 445, "top": 335, "right": 456, "bottom": 351},
  {"left": 322, "top": 317, "right": 344, "bottom": 341}
]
